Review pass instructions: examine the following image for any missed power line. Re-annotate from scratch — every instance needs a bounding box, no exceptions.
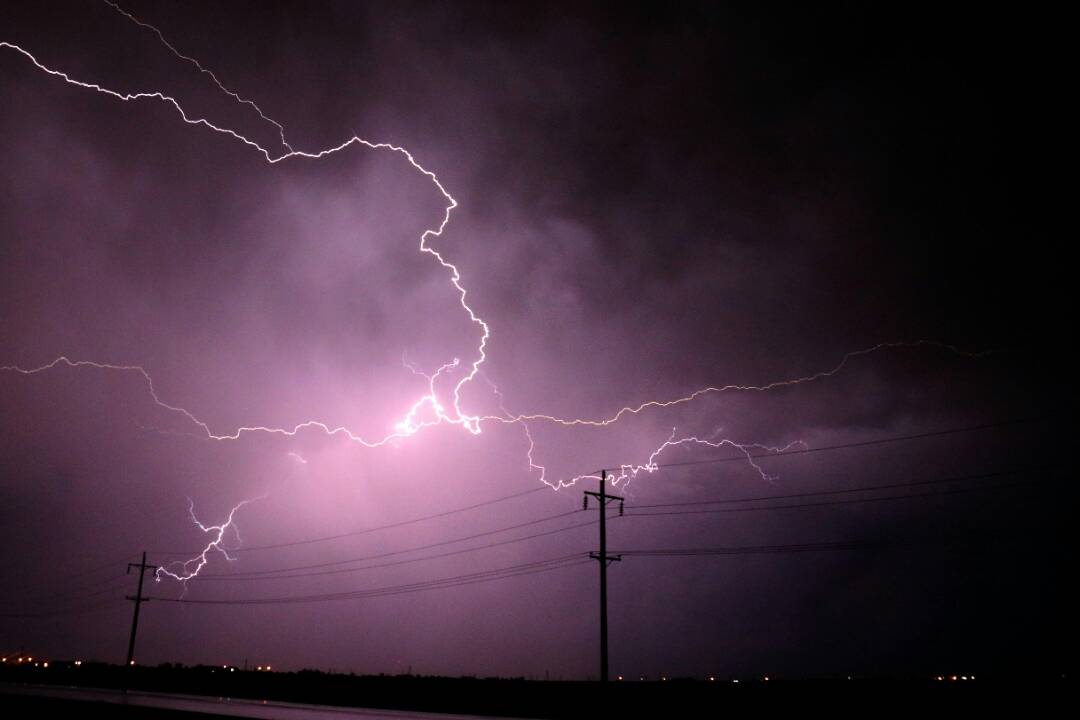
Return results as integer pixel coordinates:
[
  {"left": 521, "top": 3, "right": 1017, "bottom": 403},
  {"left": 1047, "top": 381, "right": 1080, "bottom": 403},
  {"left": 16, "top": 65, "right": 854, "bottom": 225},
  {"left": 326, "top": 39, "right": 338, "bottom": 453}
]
[
  {"left": 611, "top": 417, "right": 1045, "bottom": 472},
  {"left": 152, "top": 485, "right": 551, "bottom": 557},
  {"left": 614, "top": 541, "right": 888, "bottom": 556},
  {"left": 59, "top": 554, "right": 141, "bottom": 581},
  {"left": 5, "top": 554, "right": 139, "bottom": 598},
  {"left": 0, "top": 573, "right": 128, "bottom": 606},
  {"left": 169, "top": 475, "right": 1045, "bottom": 582},
  {"left": 13, "top": 579, "right": 129, "bottom": 610},
  {"left": 0, "top": 598, "right": 127, "bottom": 620},
  {"left": 623, "top": 466, "right": 1052, "bottom": 510},
  {"left": 610, "top": 530, "right": 1047, "bottom": 557},
  {"left": 162, "top": 467, "right": 1052, "bottom": 581},
  {"left": 189, "top": 515, "right": 609, "bottom": 582},
  {"left": 153, "top": 419, "right": 1043, "bottom": 559},
  {"left": 153, "top": 554, "right": 591, "bottom": 606},
  {"left": 180, "top": 509, "right": 588, "bottom": 579},
  {"left": 151, "top": 524, "right": 1049, "bottom": 608},
  {"left": 621, "top": 475, "right": 1052, "bottom": 518}
]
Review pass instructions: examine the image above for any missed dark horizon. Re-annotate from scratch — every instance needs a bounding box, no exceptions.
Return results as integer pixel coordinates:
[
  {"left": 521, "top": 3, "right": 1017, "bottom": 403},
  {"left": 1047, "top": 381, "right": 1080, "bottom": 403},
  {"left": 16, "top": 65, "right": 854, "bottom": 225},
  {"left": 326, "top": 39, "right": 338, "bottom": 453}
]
[{"left": 0, "top": 1, "right": 1069, "bottom": 682}]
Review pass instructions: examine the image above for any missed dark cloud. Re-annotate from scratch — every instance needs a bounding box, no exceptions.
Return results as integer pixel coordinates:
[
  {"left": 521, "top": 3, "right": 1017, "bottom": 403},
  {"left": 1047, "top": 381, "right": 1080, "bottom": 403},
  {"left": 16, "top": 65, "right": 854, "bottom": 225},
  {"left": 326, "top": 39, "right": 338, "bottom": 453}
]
[{"left": 0, "top": 1, "right": 1068, "bottom": 679}]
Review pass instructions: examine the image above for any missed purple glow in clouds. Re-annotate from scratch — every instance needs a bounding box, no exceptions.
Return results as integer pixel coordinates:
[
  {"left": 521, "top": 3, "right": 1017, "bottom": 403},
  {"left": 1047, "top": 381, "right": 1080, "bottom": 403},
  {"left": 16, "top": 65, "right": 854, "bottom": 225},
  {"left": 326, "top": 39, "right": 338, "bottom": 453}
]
[{"left": 0, "top": 1, "right": 1064, "bottom": 679}]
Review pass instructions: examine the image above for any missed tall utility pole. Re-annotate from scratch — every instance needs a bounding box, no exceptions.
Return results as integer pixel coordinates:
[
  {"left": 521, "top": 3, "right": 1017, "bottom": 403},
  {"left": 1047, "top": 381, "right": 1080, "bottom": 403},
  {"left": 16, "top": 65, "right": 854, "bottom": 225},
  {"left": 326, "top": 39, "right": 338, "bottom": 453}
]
[
  {"left": 126, "top": 552, "right": 157, "bottom": 670},
  {"left": 584, "top": 469, "right": 622, "bottom": 682}
]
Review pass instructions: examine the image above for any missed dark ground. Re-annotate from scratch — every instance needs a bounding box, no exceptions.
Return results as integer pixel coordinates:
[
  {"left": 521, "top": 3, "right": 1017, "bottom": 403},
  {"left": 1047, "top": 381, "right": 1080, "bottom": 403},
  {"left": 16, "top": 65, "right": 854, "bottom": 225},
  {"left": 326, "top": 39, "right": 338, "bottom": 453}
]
[
  {"left": 2, "top": 693, "right": 236, "bottom": 719},
  {"left": 1, "top": 663, "right": 1071, "bottom": 718}
]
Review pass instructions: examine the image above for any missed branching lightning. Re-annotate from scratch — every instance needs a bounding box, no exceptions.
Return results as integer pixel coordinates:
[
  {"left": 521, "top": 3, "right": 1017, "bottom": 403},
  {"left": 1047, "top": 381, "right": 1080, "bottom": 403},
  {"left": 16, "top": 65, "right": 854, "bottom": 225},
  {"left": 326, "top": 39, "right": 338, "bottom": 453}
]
[
  {"left": 155, "top": 497, "right": 263, "bottom": 584},
  {"left": 1, "top": 5, "right": 986, "bottom": 581},
  {"left": 101, "top": 0, "right": 294, "bottom": 156}
]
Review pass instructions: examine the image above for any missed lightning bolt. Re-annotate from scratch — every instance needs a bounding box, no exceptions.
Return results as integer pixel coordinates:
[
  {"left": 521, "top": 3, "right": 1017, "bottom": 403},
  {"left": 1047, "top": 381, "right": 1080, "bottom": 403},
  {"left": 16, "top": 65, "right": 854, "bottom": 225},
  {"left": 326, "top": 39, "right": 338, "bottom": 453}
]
[
  {"left": 1, "top": 6, "right": 989, "bottom": 581},
  {"left": 0, "top": 32, "right": 480, "bottom": 448},
  {"left": 101, "top": 0, "right": 293, "bottom": 156},
  {"left": 491, "top": 340, "right": 989, "bottom": 429},
  {"left": 481, "top": 375, "right": 804, "bottom": 490},
  {"left": 155, "top": 497, "right": 263, "bottom": 585},
  {"left": 603, "top": 430, "right": 808, "bottom": 488}
]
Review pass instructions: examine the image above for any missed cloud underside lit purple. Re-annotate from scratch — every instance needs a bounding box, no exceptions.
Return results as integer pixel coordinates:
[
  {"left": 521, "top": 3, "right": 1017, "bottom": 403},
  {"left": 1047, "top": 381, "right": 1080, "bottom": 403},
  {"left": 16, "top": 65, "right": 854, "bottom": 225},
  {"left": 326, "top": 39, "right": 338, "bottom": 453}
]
[{"left": 0, "top": 1, "right": 1067, "bottom": 679}]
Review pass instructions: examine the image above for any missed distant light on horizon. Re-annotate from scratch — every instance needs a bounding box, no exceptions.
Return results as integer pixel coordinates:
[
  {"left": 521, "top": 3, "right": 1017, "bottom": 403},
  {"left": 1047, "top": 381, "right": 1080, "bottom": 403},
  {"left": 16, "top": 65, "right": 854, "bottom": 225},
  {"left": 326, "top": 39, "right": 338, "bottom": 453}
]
[{"left": 0, "top": 0, "right": 1061, "bottom": 685}]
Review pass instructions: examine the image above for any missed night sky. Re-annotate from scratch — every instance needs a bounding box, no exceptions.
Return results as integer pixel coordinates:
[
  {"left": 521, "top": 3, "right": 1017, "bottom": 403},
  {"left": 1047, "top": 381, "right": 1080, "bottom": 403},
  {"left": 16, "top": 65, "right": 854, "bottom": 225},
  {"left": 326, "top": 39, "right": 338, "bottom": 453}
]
[{"left": 0, "top": 1, "right": 1069, "bottom": 680}]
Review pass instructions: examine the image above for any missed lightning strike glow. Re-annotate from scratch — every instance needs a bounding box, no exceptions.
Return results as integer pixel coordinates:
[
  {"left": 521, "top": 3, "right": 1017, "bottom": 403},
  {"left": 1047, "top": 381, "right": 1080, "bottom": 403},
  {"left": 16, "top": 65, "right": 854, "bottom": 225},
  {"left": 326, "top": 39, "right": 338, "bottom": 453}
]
[
  {"left": 606, "top": 430, "right": 807, "bottom": 488},
  {"left": 0, "top": 6, "right": 987, "bottom": 582},
  {"left": 156, "top": 498, "right": 262, "bottom": 584}
]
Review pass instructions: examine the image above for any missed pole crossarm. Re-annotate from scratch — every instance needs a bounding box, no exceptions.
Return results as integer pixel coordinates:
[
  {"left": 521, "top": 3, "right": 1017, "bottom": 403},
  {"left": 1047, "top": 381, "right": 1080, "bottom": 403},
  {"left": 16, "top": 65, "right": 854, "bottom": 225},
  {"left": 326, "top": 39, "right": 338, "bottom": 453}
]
[
  {"left": 125, "top": 552, "right": 157, "bottom": 672},
  {"left": 584, "top": 469, "right": 621, "bottom": 682}
]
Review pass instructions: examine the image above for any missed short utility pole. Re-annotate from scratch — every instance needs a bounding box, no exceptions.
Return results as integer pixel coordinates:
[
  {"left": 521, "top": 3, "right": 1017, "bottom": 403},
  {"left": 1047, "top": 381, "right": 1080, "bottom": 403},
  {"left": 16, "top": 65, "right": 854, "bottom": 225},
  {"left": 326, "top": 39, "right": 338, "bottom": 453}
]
[
  {"left": 126, "top": 552, "right": 157, "bottom": 670},
  {"left": 584, "top": 469, "right": 623, "bottom": 682}
]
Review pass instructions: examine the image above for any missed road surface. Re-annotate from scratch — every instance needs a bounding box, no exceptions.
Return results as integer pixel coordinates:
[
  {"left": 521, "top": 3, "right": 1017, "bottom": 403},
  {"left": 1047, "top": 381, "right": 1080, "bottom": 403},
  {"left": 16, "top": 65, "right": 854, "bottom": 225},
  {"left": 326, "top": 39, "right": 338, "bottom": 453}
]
[{"left": 0, "top": 682, "right": 530, "bottom": 719}]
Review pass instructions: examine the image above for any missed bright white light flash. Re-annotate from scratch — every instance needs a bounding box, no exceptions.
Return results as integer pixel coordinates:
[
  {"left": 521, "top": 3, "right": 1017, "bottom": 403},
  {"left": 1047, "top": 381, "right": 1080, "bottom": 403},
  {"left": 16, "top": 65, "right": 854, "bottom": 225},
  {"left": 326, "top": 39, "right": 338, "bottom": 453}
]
[
  {"left": 155, "top": 497, "right": 263, "bottom": 583},
  {"left": 0, "top": 6, "right": 987, "bottom": 581}
]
